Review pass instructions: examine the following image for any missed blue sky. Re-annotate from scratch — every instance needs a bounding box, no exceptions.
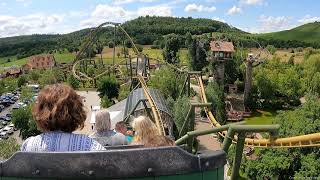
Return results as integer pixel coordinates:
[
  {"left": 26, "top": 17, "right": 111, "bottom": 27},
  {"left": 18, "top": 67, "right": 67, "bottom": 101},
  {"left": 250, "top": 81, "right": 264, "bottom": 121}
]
[{"left": 0, "top": 0, "right": 319, "bottom": 37}]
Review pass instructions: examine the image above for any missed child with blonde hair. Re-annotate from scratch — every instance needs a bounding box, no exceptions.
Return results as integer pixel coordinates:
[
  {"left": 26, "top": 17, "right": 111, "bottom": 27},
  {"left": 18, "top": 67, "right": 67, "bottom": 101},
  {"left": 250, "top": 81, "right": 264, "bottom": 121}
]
[{"left": 131, "top": 116, "right": 160, "bottom": 145}]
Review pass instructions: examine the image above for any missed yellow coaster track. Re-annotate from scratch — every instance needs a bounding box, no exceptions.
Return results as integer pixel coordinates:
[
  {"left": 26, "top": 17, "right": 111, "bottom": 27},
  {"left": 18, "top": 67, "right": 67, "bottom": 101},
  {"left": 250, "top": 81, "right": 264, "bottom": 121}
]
[
  {"left": 137, "top": 74, "right": 166, "bottom": 136},
  {"left": 196, "top": 75, "right": 320, "bottom": 148}
]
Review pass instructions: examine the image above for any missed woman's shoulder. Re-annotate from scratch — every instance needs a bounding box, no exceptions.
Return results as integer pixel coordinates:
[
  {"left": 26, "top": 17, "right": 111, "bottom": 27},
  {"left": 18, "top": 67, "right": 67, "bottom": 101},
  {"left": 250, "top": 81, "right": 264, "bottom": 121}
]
[
  {"left": 20, "top": 134, "right": 45, "bottom": 151},
  {"left": 21, "top": 132, "right": 105, "bottom": 152}
]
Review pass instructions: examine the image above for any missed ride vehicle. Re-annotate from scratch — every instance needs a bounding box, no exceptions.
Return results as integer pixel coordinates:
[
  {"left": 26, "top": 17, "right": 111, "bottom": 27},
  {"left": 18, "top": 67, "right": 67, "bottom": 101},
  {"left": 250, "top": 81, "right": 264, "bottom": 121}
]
[
  {"left": 6, "top": 113, "right": 12, "bottom": 118},
  {"left": 0, "top": 131, "right": 8, "bottom": 139},
  {"left": 2, "top": 126, "right": 14, "bottom": 135}
]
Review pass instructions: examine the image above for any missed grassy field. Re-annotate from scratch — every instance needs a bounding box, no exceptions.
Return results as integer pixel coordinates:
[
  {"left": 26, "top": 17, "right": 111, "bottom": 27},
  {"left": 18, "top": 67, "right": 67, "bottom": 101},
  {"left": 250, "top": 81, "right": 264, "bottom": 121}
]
[
  {"left": 0, "top": 57, "right": 28, "bottom": 67},
  {"left": 245, "top": 109, "right": 278, "bottom": 125},
  {"left": 257, "top": 22, "right": 320, "bottom": 44},
  {"left": 0, "top": 45, "right": 190, "bottom": 68},
  {"left": 250, "top": 48, "right": 306, "bottom": 64}
]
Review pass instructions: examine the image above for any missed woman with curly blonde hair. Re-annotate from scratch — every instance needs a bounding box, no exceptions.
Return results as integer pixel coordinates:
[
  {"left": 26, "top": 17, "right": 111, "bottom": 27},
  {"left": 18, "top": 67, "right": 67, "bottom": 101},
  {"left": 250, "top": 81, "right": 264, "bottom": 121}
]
[{"left": 131, "top": 116, "right": 160, "bottom": 145}]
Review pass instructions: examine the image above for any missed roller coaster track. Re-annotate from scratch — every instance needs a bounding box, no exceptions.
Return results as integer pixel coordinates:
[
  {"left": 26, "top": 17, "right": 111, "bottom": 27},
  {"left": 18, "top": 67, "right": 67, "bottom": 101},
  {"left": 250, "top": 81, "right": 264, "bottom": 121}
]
[
  {"left": 137, "top": 74, "right": 166, "bottom": 136},
  {"left": 72, "top": 22, "right": 141, "bottom": 82},
  {"left": 196, "top": 75, "right": 320, "bottom": 148},
  {"left": 153, "top": 58, "right": 320, "bottom": 148},
  {"left": 72, "top": 22, "right": 320, "bottom": 148}
]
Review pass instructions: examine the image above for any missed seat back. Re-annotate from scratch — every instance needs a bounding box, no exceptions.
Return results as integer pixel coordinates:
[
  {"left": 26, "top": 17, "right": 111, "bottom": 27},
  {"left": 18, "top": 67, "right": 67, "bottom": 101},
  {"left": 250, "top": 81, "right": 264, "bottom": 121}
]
[{"left": 1, "top": 146, "right": 226, "bottom": 179}]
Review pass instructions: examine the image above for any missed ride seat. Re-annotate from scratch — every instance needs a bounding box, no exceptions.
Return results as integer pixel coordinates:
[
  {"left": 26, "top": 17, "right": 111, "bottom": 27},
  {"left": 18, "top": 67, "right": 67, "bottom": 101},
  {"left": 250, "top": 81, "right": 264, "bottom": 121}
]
[{"left": 1, "top": 146, "right": 226, "bottom": 179}]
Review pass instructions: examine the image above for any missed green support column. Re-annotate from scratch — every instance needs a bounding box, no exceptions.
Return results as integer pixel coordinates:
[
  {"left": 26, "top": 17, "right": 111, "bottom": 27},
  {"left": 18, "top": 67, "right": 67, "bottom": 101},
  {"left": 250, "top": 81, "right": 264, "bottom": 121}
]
[
  {"left": 186, "top": 105, "right": 195, "bottom": 153},
  {"left": 187, "top": 73, "right": 191, "bottom": 97},
  {"left": 222, "top": 128, "right": 235, "bottom": 152},
  {"left": 231, "top": 132, "right": 246, "bottom": 180}
]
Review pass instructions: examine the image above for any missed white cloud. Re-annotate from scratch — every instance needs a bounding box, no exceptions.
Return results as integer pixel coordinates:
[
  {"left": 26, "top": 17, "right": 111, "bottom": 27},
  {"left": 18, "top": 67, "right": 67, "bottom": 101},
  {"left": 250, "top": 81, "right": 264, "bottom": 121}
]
[
  {"left": 16, "top": 0, "right": 32, "bottom": 7},
  {"left": 227, "top": 6, "right": 241, "bottom": 15},
  {"left": 0, "top": 13, "right": 68, "bottom": 37},
  {"left": 80, "top": 4, "right": 172, "bottom": 28},
  {"left": 184, "top": 3, "right": 216, "bottom": 13},
  {"left": 113, "top": 0, "right": 157, "bottom": 5},
  {"left": 137, "top": 5, "right": 172, "bottom": 16},
  {"left": 212, "top": 17, "right": 226, "bottom": 23},
  {"left": 246, "top": 15, "right": 293, "bottom": 33},
  {"left": 239, "top": 0, "right": 264, "bottom": 6},
  {"left": 298, "top": 15, "right": 320, "bottom": 24}
]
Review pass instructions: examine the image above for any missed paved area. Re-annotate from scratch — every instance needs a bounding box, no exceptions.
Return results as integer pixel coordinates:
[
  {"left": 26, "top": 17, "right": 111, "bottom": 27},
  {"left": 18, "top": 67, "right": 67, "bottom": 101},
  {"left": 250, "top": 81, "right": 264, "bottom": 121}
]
[
  {"left": 194, "top": 107, "right": 222, "bottom": 151},
  {"left": 0, "top": 102, "right": 22, "bottom": 144},
  {"left": 74, "top": 91, "right": 101, "bottom": 135}
]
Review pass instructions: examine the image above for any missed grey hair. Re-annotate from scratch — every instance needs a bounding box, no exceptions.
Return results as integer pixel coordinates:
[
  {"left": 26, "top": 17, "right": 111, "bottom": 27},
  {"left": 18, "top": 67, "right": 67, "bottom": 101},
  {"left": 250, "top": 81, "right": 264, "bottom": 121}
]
[{"left": 95, "top": 109, "right": 111, "bottom": 132}]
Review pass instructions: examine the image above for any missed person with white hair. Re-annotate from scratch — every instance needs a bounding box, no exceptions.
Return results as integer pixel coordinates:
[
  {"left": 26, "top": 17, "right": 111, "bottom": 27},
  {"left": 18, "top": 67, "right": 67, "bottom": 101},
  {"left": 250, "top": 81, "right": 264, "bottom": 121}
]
[{"left": 89, "top": 109, "right": 128, "bottom": 146}]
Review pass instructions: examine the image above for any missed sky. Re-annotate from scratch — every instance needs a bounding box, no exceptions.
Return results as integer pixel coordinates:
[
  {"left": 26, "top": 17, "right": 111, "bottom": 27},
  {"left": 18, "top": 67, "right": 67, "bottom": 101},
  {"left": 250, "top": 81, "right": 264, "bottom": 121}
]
[{"left": 0, "top": 0, "right": 319, "bottom": 38}]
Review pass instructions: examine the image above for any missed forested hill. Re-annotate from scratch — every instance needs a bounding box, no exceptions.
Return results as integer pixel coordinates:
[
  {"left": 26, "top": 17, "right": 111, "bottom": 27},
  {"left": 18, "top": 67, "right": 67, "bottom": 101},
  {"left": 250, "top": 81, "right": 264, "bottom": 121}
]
[
  {"left": 122, "top": 16, "right": 244, "bottom": 44},
  {"left": 258, "top": 22, "right": 320, "bottom": 44},
  {"left": 0, "top": 16, "right": 243, "bottom": 59},
  {"left": 0, "top": 28, "right": 92, "bottom": 59}
]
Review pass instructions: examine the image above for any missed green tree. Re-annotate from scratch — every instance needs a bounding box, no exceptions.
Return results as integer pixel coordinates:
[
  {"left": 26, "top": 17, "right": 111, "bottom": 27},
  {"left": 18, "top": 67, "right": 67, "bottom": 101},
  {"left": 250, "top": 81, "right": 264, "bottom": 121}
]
[
  {"left": 205, "top": 82, "right": 226, "bottom": 125},
  {"left": 97, "top": 75, "right": 120, "bottom": 99},
  {"left": 38, "top": 71, "right": 58, "bottom": 87},
  {"left": 277, "top": 67, "right": 302, "bottom": 100},
  {"left": 87, "top": 66, "right": 95, "bottom": 77},
  {"left": 288, "top": 55, "right": 294, "bottom": 65},
  {"left": 136, "top": 44, "right": 143, "bottom": 52},
  {"left": 96, "top": 41, "right": 104, "bottom": 63},
  {"left": 255, "top": 69, "right": 276, "bottom": 100},
  {"left": 188, "top": 37, "right": 209, "bottom": 71},
  {"left": 266, "top": 45, "right": 276, "bottom": 55},
  {"left": 295, "top": 153, "right": 320, "bottom": 178},
  {"left": 17, "top": 75, "right": 28, "bottom": 87},
  {"left": 67, "top": 75, "right": 80, "bottom": 89},
  {"left": 28, "top": 70, "right": 41, "bottom": 82},
  {"left": 118, "top": 86, "right": 130, "bottom": 101},
  {"left": 243, "top": 95, "right": 320, "bottom": 179},
  {"left": 20, "top": 86, "right": 33, "bottom": 102},
  {"left": 3, "top": 77, "right": 18, "bottom": 92},
  {"left": 172, "top": 96, "right": 191, "bottom": 138},
  {"left": 12, "top": 105, "right": 40, "bottom": 139},
  {"left": 108, "top": 42, "right": 114, "bottom": 48},
  {"left": 309, "top": 72, "right": 320, "bottom": 94},
  {"left": 100, "top": 95, "right": 113, "bottom": 108},
  {"left": 163, "top": 34, "right": 180, "bottom": 64},
  {"left": 52, "top": 68, "right": 65, "bottom": 82},
  {"left": 0, "top": 80, "right": 5, "bottom": 94},
  {"left": 149, "top": 67, "right": 184, "bottom": 100}
]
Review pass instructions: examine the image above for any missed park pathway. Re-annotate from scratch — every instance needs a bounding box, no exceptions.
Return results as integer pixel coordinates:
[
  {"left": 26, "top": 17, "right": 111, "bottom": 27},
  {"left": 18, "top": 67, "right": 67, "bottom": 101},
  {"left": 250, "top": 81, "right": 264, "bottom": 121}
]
[{"left": 194, "top": 106, "right": 222, "bottom": 151}]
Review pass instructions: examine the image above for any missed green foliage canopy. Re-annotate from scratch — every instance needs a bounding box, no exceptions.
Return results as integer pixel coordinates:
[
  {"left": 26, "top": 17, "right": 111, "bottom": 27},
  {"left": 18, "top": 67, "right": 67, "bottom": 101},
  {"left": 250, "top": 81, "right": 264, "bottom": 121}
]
[
  {"left": 149, "top": 67, "right": 184, "bottom": 100},
  {"left": 97, "top": 75, "right": 120, "bottom": 99}
]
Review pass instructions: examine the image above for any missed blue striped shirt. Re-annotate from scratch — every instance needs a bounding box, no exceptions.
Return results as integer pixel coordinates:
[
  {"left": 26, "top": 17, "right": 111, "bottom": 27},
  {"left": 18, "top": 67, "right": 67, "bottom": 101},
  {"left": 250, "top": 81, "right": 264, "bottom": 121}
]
[{"left": 21, "top": 131, "right": 105, "bottom": 152}]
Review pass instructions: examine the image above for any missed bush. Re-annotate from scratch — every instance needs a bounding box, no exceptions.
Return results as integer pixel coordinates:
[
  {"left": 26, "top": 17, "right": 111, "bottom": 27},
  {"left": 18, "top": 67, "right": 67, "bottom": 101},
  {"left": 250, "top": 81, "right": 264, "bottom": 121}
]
[
  {"left": 149, "top": 67, "right": 184, "bottom": 100},
  {"left": 108, "top": 42, "right": 114, "bottom": 48},
  {"left": 97, "top": 75, "right": 120, "bottom": 99},
  {"left": 67, "top": 75, "right": 80, "bottom": 89},
  {"left": 205, "top": 82, "right": 226, "bottom": 125},
  {"left": 172, "top": 96, "right": 191, "bottom": 138},
  {"left": 17, "top": 75, "right": 28, "bottom": 87},
  {"left": 136, "top": 44, "right": 143, "bottom": 52},
  {"left": 118, "top": 86, "right": 130, "bottom": 101},
  {"left": 150, "top": 45, "right": 159, "bottom": 49},
  {"left": 0, "top": 138, "right": 20, "bottom": 160},
  {"left": 12, "top": 105, "right": 40, "bottom": 139},
  {"left": 100, "top": 95, "right": 113, "bottom": 108},
  {"left": 266, "top": 45, "right": 276, "bottom": 55}
]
